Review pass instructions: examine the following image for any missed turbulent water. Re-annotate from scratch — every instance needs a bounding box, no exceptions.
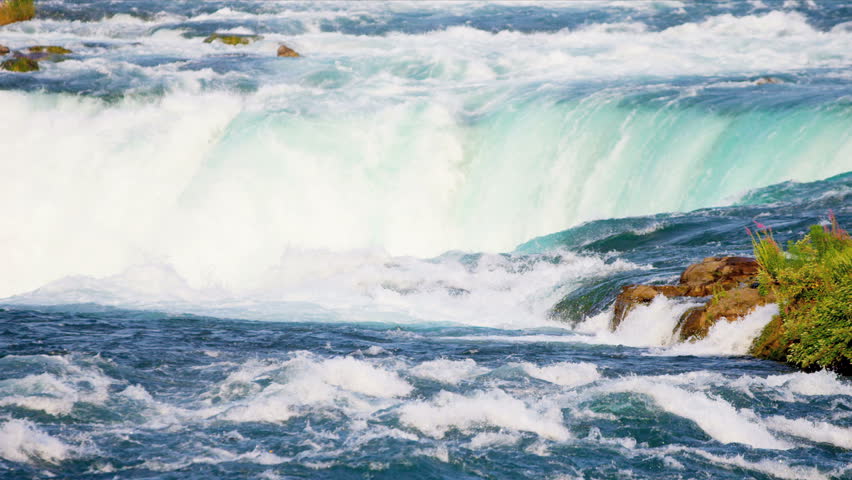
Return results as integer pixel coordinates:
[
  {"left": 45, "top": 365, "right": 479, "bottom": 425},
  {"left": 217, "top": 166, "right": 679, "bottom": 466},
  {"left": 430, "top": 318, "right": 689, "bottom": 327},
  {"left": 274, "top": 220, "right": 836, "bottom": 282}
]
[{"left": 1, "top": 1, "right": 852, "bottom": 479}]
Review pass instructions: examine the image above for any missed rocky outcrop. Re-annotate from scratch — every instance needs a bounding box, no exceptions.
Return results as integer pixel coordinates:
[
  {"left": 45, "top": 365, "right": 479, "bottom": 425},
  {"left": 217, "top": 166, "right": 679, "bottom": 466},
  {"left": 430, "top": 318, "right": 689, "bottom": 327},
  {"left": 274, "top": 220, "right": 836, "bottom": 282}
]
[
  {"left": 0, "top": 44, "right": 9, "bottom": 55},
  {"left": 611, "top": 256, "right": 771, "bottom": 339},
  {"left": 277, "top": 44, "right": 299, "bottom": 57},
  {"left": 678, "top": 256, "right": 760, "bottom": 295},
  {"left": 676, "top": 286, "right": 774, "bottom": 340},
  {"left": 203, "top": 33, "right": 262, "bottom": 46},
  {"left": 1, "top": 56, "right": 38, "bottom": 72}
]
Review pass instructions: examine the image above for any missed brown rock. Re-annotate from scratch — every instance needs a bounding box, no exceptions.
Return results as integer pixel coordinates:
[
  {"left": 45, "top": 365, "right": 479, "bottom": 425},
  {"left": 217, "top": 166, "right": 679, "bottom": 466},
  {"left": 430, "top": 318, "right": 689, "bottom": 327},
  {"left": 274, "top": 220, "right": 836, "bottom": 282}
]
[
  {"left": 611, "top": 256, "right": 764, "bottom": 332},
  {"left": 676, "top": 287, "right": 775, "bottom": 340},
  {"left": 755, "top": 76, "right": 783, "bottom": 85},
  {"left": 277, "top": 44, "right": 299, "bottom": 57},
  {"left": 679, "top": 256, "right": 759, "bottom": 296},
  {"left": 0, "top": 45, "right": 9, "bottom": 55}
]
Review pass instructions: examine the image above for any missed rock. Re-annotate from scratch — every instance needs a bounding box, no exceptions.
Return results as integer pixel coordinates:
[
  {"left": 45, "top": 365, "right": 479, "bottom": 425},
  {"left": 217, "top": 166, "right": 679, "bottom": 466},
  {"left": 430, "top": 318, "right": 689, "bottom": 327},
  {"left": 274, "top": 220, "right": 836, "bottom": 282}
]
[
  {"left": 27, "top": 45, "right": 72, "bottom": 54},
  {"left": 676, "top": 287, "right": 774, "bottom": 340},
  {"left": 1, "top": 57, "right": 39, "bottom": 72},
  {"left": 755, "top": 76, "right": 783, "bottom": 85},
  {"left": 203, "top": 34, "right": 262, "bottom": 46},
  {"left": 277, "top": 44, "right": 299, "bottom": 57},
  {"left": 679, "top": 256, "right": 759, "bottom": 296},
  {"left": 610, "top": 256, "right": 765, "bottom": 333},
  {"left": 14, "top": 46, "right": 72, "bottom": 63},
  {"left": 0, "top": 45, "right": 9, "bottom": 55}
]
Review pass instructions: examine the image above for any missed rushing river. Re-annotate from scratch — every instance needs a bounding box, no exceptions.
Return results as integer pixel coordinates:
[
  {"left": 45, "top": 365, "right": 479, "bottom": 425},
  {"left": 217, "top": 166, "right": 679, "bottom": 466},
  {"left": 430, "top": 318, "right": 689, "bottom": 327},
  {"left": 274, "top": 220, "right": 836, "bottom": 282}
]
[{"left": 1, "top": 1, "right": 851, "bottom": 479}]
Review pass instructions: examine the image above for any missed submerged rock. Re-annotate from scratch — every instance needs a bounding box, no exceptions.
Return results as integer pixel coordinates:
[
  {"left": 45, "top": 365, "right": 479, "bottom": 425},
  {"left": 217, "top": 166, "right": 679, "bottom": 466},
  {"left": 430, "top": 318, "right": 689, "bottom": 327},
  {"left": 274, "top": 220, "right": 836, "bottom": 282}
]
[
  {"left": 14, "top": 46, "right": 72, "bottom": 63},
  {"left": 1, "top": 57, "right": 39, "bottom": 72},
  {"left": 0, "top": 45, "right": 9, "bottom": 55},
  {"left": 204, "top": 33, "right": 262, "bottom": 46},
  {"left": 27, "top": 45, "right": 72, "bottom": 54},
  {"left": 755, "top": 76, "right": 783, "bottom": 85},
  {"left": 277, "top": 44, "right": 299, "bottom": 57}
]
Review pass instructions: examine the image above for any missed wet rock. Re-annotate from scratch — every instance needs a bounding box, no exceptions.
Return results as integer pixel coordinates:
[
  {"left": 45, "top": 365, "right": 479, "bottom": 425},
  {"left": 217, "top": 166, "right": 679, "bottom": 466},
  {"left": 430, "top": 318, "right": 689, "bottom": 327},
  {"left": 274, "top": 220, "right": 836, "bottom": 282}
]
[
  {"left": 679, "top": 256, "right": 759, "bottom": 296},
  {"left": 277, "top": 44, "right": 299, "bottom": 57},
  {"left": 611, "top": 256, "right": 765, "bottom": 332},
  {"left": 0, "top": 45, "right": 9, "bottom": 55},
  {"left": 28, "top": 45, "right": 72, "bottom": 54},
  {"left": 14, "top": 46, "right": 72, "bottom": 63},
  {"left": 204, "top": 33, "right": 262, "bottom": 46},
  {"left": 1, "top": 57, "right": 39, "bottom": 72},
  {"left": 755, "top": 76, "right": 783, "bottom": 85},
  {"left": 676, "top": 286, "right": 774, "bottom": 340}
]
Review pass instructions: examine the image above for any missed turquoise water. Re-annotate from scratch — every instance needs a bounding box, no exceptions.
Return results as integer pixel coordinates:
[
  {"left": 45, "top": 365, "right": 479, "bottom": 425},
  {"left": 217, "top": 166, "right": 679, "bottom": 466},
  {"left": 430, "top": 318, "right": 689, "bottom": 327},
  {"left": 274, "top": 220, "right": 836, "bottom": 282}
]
[{"left": 1, "top": 1, "right": 851, "bottom": 478}]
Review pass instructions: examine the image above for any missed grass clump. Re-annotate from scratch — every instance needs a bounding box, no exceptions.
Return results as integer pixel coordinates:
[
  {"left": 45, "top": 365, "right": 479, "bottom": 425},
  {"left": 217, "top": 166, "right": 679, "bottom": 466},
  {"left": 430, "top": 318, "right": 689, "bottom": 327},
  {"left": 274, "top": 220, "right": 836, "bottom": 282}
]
[
  {"left": 0, "top": 0, "right": 35, "bottom": 26},
  {"left": 749, "top": 212, "right": 852, "bottom": 374}
]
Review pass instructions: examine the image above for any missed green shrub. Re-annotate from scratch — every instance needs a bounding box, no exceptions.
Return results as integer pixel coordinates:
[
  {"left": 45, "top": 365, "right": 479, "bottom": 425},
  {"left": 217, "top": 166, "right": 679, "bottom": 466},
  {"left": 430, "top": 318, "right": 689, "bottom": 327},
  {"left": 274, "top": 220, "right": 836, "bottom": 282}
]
[
  {"left": 750, "top": 213, "right": 852, "bottom": 373},
  {"left": 0, "top": 0, "right": 35, "bottom": 26}
]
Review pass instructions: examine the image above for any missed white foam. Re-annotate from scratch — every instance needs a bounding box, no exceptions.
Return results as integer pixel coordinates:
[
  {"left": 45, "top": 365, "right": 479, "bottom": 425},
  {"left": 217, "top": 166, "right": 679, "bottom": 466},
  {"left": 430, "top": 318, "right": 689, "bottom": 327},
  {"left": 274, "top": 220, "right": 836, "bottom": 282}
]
[
  {"left": 398, "top": 388, "right": 571, "bottom": 441},
  {"left": 467, "top": 431, "right": 522, "bottom": 449},
  {"left": 656, "top": 303, "right": 779, "bottom": 356},
  {"left": 691, "top": 450, "right": 829, "bottom": 480},
  {"left": 734, "top": 370, "right": 852, "bottom": 400},
  {"left": 7, "top": 243, "right": 641, "bottom": 329},
  {"left": 766, "top": 415, "right": 852, "bottom": 449},
  {"left": 0, "top": 356, "right": 115, "bottom": 415},
  {"left": 409, "top": 358, "right": 488, "bottom": 385},
  {"left": 201, "top": 353, "right": 412, "bottom": 424},
  {"left": 608, "top": 296, "right": 702, "bottom": 347},
  {"left": 0, "top": 419, "right": 71, "bottom": 465},
  {"left": 604, "top": 377, "right": 791, "bottom": 449},
  {"left": 518, "top": 361, "right": 601, "bottom": 388}
]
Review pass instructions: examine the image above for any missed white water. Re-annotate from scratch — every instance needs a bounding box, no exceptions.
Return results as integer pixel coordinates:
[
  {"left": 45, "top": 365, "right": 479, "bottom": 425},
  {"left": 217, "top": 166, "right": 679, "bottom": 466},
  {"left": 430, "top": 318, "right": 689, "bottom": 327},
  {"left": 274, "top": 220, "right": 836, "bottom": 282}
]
[{"left": 2, "top": 9, "right": 852, "bottom": 302}]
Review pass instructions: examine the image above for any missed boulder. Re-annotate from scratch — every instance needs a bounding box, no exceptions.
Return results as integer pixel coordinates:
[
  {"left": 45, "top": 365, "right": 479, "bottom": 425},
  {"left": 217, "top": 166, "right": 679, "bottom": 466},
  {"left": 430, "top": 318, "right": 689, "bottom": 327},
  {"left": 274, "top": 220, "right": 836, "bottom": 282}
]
[
  {"left": 0, "top": 45, "right": 9, "bottom": 55},
  {"left": 277, "top": 44, "right": 299, "bottom": 57},
  {"left": 1, "top": 57, "right": 39, "bottom": 72},
  {"left": 203, "top": 33, "right": 262, "bottom": 46},
  {"left": 679, "top": 256, "right": 759, "bottom": 296}
]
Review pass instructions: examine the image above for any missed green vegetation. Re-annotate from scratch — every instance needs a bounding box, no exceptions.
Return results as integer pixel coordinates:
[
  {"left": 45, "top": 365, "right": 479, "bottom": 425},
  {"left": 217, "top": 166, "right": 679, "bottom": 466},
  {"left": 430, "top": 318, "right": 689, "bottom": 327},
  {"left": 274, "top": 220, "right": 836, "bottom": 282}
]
[
  {"left": 749, "top": 213, "right": 852, "bottom": 374},
  {"left": 0, "top": 0, "right": 35, "bottom": 26},
  {"left": 1, "top": 56, "right": 38, "bottom": 72},
  {"left": 28, "top": 45, "right": 71, "bottom": 54}
]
